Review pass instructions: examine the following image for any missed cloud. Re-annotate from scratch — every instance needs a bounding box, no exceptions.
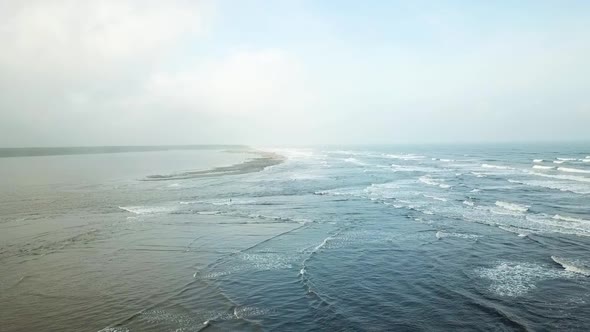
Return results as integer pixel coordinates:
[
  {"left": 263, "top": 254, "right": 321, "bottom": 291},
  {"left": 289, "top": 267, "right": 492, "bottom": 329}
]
[
  {"left": 0, "top": 0, "right": 205, "bottom": 73},
  {"left": 0, "top": 1, "right": 588, "bottom": 146},
  {"left": 136, "top": 49, "right": 310, "bottom": 115}
]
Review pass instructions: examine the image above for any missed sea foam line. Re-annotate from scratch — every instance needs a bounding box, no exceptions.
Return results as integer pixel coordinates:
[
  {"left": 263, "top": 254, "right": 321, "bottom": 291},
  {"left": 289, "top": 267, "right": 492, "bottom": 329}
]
[
  {"left": 553, "top": 214, "right": 589, "bottom": 223},
  {"left": 529, "top": 171, "right": 590, "bottom": 183},
  {"left": 482, "top": 163, "right": 513, "bottom": 170},
  {"left": 418, "top": 176, "right": 451, "bottom": 189},
  {"left": 551, "top": 256, "right": 590, "bottom": 276},
  {"left": 532, "top": 165, "right": 554, "bottom": 170},
  {"left": 557, "top": 167, "right": 590, "bottom": 174},
  {"left": 495, "top": 201, "right": 529, "bottom": 213}
]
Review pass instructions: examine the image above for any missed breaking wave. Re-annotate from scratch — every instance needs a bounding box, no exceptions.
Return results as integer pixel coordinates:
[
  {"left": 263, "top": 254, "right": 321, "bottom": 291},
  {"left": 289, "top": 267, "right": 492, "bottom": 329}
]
[
  {"left": 557, "top": 167, "right": 590, "bottom": 174},
  {"left": 495, "top": 201, "right": 529, "bottom": 213},
  {"left": 551, "top": 256, "right": 590, "bottom": 276},
  {"left": 482, "top": 164, "right": 513, "bottom": 170},
  {"left": 552, "top": 214, "right": 589, "bottom": 223},
  {"left": 419, "top": 176, "right": 451, "bottom": 189},
  {"left": 529, "top": 171, "right": 590, "bottom": 183},
  {"left": 118, "top": 206, "right": 175, "bottom": 215},
  {"left": 532, "top": 165, "right": 554, "bottom": 170},
  {"left": 475, "top": 261, "right": 574, "bottom": 297}
]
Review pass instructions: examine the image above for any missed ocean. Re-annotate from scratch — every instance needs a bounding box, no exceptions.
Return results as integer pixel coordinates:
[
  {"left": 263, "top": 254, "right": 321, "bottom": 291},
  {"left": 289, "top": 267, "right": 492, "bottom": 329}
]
[{"left": 1, "top": 143, "right": 589, "bottom": 331}]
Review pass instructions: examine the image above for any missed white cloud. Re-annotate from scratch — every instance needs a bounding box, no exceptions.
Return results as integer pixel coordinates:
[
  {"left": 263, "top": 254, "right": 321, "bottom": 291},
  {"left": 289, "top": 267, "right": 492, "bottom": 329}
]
[
  {"left": 133, "top": 49, "right": 311, "bottom": 116},
  {"left": 0, "top": 1, "right": 588, "bottom": 145},
  {"left": 0, "top": 0, "right": 205, "bottom": 73}
]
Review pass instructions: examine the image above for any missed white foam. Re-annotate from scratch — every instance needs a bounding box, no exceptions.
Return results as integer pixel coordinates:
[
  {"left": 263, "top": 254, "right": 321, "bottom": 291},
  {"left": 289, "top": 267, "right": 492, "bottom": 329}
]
[
  {"left": 553, "top": 214, "right": 589, "bottom": 223},
  {"left": 495, "top": 201, "right": 529, "bottom": 213},
  {"left": 343, "top": 157, "right": 367, "bottom": 166},
  {"left": 525, "top": 214, "right": 590, "bottom": 236},
  {"left": 423, "top": 194, "right": 447, "bottom": 202},
  {"left": 529, "top": 169, "right": 590, "bottom": 182},
  {"left": 510, "top": 178, "right": 590, "bottom": 194},
  {"left": 418, "top": 176, "right": 451, "bottom": 189},
  {"left": 383, "top": 154, "right": 425, "bottom": 160},
  {"left": 197, "top": 211, "right": 221, "bottom": 215},
  {"left": 557, "top": 157, "right": 577, "bottom": 161},
  {"left": 118, "top": 206, "right": 173, "bottom": 215},
  {"left": 470, "top": 189, "right": 481, "bottom": 193},
  {"left": 439, "top": 158, "right": 454, "bottom": 162},
  {"left": 419, "top": 176, "right": 439, "bottom": 186},
  {"left": 533, "top": 159, "right": 543, "bottom": 163},
  {"left": 233, "top": 306, "right": 271, "bottom": 319},
  {"left": 482, "top": 163, "right": 513, "bottom": 170},
  {"left": 313, "top": 236, "right": 332, "bottom": 253},
  {"left": 475, "top": 261, "right": 574, "bottom": 297},
  {"left": 436, "top": 231, "right": 480, "bottom": 240},
  {"left": 239, "top": 253, "right": 293, "bottom": 270},
  {"left": 139, "top": 308, "right": 249, "bottom": 330},
  {"left": 557, "top": 167, "right": 590, "bottom": 174},
  {"left": 551, "top": 256, "right": 590, "bottom": 276},
  {"left": 553, "top": 160, "right": 565, "bottom": 164},
  {"left": 529, "top": 171, "right": 590, "bottom": 183},
  {"left": 582, "top": 159, "right": 590, "bottom": 163},
  {"left": 390, "top": 164, "right": 438, "bottom": 172},
  {"left": 532, "top": 165, "right": 554, "bottom": 170},
  {"left": 463, "top": 200, "right": 474, "bottom": 206}
]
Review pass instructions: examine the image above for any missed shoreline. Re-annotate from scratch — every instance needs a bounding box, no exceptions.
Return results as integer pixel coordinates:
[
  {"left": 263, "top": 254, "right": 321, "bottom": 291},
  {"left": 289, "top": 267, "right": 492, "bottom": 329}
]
[{"left": 142, "top": 150, "right": 285, "bottom": 181}]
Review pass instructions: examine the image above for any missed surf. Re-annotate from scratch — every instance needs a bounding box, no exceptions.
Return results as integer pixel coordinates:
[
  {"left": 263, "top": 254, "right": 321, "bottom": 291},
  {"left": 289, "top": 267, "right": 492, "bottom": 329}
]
[
  {"left": 551, "top": 256, "right": 590, "bottom": 276},
  {"left": 495, "top": 201, "right": 529, "bottom": 213}
]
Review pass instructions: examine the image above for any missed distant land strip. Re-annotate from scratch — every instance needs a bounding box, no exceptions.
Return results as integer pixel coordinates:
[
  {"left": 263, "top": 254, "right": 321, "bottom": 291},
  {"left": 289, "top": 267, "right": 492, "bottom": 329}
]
[
  {"left": 143, "top": 151, "right": 285, "bottom": 181},
  {"left": 0, "top": 145, "right": 248, "bottom": 158}
]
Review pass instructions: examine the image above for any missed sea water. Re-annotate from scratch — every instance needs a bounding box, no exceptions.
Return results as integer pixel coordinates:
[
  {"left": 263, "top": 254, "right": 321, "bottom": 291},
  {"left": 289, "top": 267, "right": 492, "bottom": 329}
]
[{"left": 1, "top": 143, "right": 589, "bottom": 331}]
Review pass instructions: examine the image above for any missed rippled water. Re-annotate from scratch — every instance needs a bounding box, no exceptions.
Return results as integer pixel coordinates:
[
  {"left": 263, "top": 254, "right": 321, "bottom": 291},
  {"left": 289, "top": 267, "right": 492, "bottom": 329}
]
[{"left": 1, "top": 144, "right": 590, "bottom": 331}]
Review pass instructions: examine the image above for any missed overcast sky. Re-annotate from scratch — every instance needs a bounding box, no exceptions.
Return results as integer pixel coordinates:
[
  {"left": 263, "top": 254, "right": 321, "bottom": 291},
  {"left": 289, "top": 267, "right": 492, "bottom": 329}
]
[{"left": 1, "top": 0, "right": 589, "bottom": 147}]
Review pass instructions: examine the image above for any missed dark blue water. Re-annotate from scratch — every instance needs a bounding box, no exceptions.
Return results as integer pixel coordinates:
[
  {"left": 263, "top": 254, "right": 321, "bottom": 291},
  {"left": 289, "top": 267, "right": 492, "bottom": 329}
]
[{"left": 2, "top": 144, "right": 590, "bottom": 331}]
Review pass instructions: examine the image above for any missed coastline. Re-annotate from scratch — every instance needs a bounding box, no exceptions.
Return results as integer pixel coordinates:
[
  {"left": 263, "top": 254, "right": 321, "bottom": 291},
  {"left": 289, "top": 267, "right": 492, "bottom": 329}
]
[{"left": 143, "top": 150, "right": 285, "bottom": 181}]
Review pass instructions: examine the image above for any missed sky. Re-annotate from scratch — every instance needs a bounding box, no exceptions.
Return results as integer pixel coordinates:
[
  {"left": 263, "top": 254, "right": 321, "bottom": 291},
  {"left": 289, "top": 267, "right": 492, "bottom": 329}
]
[{"left": 1, "top": 0, "right": 589, "bottom": 147}]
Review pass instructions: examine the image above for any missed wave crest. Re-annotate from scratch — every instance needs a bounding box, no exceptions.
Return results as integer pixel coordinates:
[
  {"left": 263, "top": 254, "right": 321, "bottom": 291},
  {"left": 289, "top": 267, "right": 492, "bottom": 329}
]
[
  {"left": 495, "top": 201, "right": 529, "bottom": 213},
  {"left": 551, "top": 256, "right": 590, "bottom": 276}
]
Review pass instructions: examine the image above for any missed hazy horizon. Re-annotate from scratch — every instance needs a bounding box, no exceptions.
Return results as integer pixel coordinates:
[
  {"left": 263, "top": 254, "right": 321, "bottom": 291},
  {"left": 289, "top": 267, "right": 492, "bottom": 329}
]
[
  {"left": 1, "top": 139, "right": 590, "bottom": 150},
  {"left": 1, "top": 0, "right": 589, "bottom": 147}
]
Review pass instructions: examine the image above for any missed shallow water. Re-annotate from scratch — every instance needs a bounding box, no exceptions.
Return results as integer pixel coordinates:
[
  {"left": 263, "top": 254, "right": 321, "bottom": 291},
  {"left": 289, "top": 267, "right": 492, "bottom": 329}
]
[{"left": 1, "top": 144, "right": 590, "bottom": 331}]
